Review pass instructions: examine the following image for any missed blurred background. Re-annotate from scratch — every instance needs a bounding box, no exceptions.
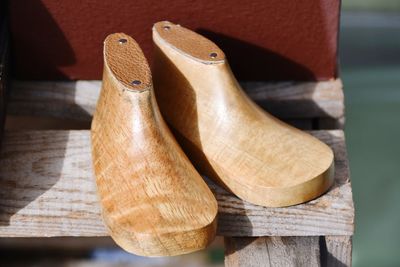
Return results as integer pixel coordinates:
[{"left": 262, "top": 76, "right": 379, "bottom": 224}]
[
  {"left": 341, "top": 0, "right": 400, "bottom": 266},
  {"left": 1, "top": 0, "right": 400, "bottom": 266}
]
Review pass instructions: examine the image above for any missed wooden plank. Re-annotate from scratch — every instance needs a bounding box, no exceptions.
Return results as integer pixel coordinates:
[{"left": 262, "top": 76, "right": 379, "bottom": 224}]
[
  {"left": 225, "top": 236, "right": 353, "bottom": 267},
  {"left": 8, "top": 80, "right": 100, "bottom": 122},
  {"left": 7, "top": 79, "right": 343, "bottom": 121},
  {"left": 321, "top": 236, "right": 353, "bottom": 267},
  {"left": 0, "top": 130, "right": 354, "bottom": 237},
  {"left": 242, "top": 79, "right": 344, "bottom": 119},
  {"left": 224, "top": 236, "right": 321, "bottom": 267}
]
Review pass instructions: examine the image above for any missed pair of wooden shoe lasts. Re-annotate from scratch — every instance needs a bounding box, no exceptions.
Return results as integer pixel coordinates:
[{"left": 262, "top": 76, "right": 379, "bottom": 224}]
[{"left": 91, "top": 21, "right": 334, "bottom": 257}]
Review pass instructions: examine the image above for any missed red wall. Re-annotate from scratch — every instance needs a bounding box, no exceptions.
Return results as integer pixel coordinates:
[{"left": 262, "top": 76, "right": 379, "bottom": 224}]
[{"left": 8, "top": 0, "right": 340, "bottom": 81}]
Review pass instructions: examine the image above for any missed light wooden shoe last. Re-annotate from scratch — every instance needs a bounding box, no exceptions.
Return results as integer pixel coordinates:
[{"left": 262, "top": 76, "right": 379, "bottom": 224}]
[
  {"left": 91, "top": 33, "right": 218, "bottom": 256},
  {"left": 152, "top": 22, "right": 335, "bottom": 207}
]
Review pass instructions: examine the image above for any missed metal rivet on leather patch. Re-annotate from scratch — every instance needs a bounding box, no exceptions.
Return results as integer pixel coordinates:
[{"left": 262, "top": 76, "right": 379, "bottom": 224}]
[
  {"left": 131, "top": 80, "right": 142, "bottom": 85},
  {"left": 210, "top": 52, "right": 218, "bottom": 58}
]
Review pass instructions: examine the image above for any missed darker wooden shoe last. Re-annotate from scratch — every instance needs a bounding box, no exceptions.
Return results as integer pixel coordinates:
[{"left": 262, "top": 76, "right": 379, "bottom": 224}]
[{"left": 91, "top": 33, "right": 218, "bottom": 256}]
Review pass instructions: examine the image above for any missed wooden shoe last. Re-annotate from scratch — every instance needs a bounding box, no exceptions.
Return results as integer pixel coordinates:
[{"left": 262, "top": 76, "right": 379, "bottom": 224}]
[
  {"left": 91, "top": 33, "right": 218, "bottom": 256},
  {"left": 152, "top": 22, "right": 334, "bottom": 207}
]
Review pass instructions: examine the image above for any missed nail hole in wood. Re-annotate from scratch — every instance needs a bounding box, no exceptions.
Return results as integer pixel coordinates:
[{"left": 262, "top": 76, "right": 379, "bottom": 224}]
[
  {"left": 131, "top": 80, "right": 142, "bottom": 85},
  {"left": 119, "top": 39, "right": 127, "bottom": 44},
  {"left": 210, "top": 52, "right": 218, "bottom": 58}
]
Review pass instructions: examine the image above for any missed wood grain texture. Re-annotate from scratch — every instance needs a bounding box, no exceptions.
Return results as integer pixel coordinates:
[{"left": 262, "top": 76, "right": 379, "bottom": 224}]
[
  {"left": 153, "top": 21, "right": 334, "bottom": 207},
  {"left": 0, "top": 130, "right": 353, "bottom": 237},
  {"left": 225, "top": 236, "right": 353, "bottom": 266},
  {"left": 6, "top": 79, "right": 343, "bottom": 123},
  {"left": 90, "top": 33, "right": 217, "bottom": 256},
  {"left": 225, "top": 236, "right": 321, "bottom": 267},
  {"left": 242, "top": 79, "right": 344, "bottom": 120},
  {"left": 322, "top": 236, "right": 353, "bottom": 267}
]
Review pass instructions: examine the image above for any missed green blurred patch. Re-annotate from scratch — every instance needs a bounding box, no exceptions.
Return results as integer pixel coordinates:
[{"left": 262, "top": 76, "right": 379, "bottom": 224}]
[
  {"left": 343, "top": 0, "right": 400, "bottom": 12},
  {"left": 207, "top": 247, "right": 225, "bottom": 264},
  {"left": 341, "top": 13, "right": 400, "bottom": 266}
]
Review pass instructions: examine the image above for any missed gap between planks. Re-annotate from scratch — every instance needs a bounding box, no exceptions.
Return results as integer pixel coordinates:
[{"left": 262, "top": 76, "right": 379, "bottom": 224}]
[{"left": 0, "top": 129, "right": 353, "bottom": 237}]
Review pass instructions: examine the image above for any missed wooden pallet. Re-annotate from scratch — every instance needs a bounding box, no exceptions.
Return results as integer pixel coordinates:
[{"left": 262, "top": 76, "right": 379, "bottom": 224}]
[
  {"left": 0, "top": 22, "right": 353, "bottom": 267},
  {"left": 0, "top": 81, "right": 353, "bottom": 265}
]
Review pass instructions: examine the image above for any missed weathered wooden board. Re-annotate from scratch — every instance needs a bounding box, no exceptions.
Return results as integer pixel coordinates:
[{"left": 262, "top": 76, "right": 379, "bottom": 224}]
[
  {"left": 8, "top": 81, "right": 100, "bottom": 122},
  {"left": 224, "top": 236, "right": 321, "bottom": 267},
  {"left": 0, "top": 129, "right": 353, "bottom": 237},
  {"left": 224, "top": 235, "right": 353, "bottom": 267},
  {"left": 322, "top": 236, "right": 353, "bottom": 267},
  {"left": 242, "top": 79, "right": 343, "bottom": 119},
  {"left": 7, "top": 79, "right": 343, "bottom": 122}
]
